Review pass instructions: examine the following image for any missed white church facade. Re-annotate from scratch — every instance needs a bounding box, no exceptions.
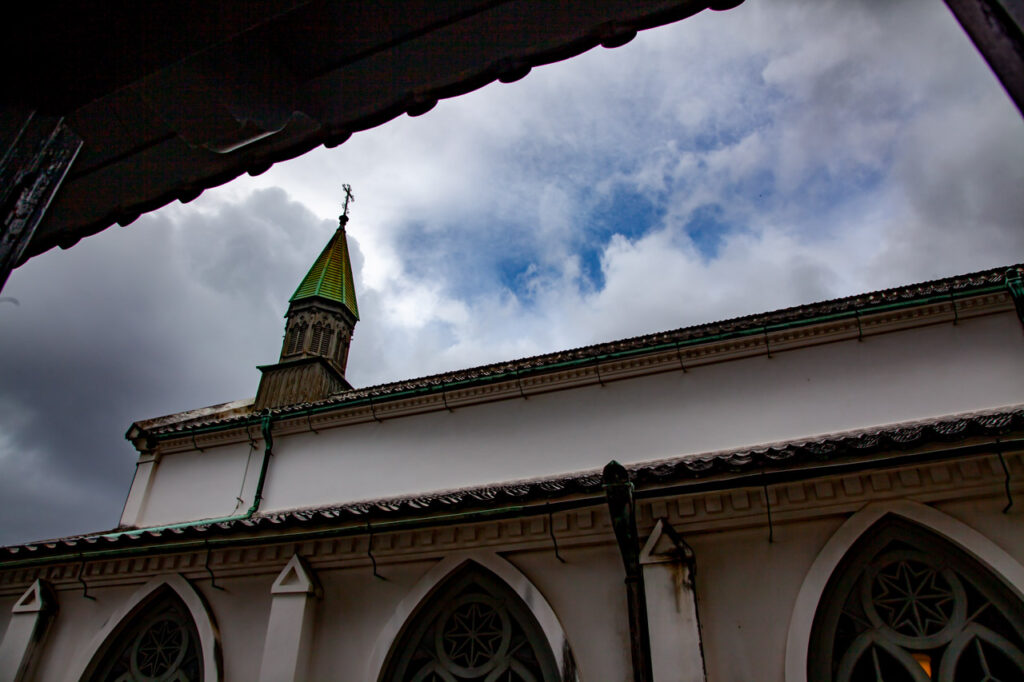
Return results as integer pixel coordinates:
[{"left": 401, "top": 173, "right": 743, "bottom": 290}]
[{"left": 1, "top": 218, "right": 1023, "bottom": 681}]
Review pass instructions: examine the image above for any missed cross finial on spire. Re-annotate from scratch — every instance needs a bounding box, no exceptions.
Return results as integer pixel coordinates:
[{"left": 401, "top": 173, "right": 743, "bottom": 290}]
[{"left": 339, "top": 184, "right": 355, "bottom": 228}]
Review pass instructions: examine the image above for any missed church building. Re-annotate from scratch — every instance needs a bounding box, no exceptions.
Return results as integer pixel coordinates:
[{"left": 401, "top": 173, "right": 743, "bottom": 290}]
[{"left": 1, "top": 214, "right": 1023, "bottom": 681}]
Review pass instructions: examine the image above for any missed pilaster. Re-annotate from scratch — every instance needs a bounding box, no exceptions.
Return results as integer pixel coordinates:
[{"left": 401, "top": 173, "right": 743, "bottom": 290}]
[
  {"left": 119, "top": 452, "right": 159, "bottom": 527},
  {"left": 640, "top": 520, "right": 706, "bottom": 682},
  {"left": 258, "top": 554, "right": 319, "bottom": 682},
  {"left": 0, "top": 580, "right": 55, "bottom": 682}
]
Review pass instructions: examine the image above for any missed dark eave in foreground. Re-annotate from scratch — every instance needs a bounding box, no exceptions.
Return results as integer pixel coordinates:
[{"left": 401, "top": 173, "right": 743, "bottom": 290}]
[
  {"left": 7, "top": 406, "right": 1023, "bottom": 566},
  {"left": 13, "top": 0, "right": 741, "bottom": 266},
  {"left": 134, "top": 264, "right": 1023, "bottom": 438}
]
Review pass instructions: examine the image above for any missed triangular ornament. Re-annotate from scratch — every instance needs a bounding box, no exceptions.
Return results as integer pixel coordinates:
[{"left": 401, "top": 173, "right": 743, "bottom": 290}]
[
  {"left": 639, "top": 519, "right": 693, "bottom": 565},
  {"left": 12, "top": 579, "right": 50, "bottom": 613},
  {"left": 271, "top": 554, "right": 317, "bottom": 595}
]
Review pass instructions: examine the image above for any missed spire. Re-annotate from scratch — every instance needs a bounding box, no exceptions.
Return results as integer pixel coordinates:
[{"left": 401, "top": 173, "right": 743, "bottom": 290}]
[
  {"left": 255, "top": 188, "right": 361, "bottom": 410},
  {"left": 289, "top": 214, "right": 359, "bottom": 319}
]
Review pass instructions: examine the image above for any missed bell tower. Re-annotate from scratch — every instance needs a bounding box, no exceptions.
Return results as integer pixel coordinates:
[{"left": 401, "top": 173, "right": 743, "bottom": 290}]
[{"left": 255, "top": 190, "right": 359, "bottom": 409}]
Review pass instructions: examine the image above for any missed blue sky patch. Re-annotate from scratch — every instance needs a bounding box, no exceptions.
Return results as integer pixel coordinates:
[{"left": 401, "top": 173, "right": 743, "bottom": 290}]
[{"left": 684, "top": 204, "right": 731, "bottom": 260}]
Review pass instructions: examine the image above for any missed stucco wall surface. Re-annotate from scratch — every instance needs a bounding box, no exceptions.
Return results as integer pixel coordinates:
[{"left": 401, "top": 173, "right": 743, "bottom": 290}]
[
  {"left": 4, "top": 488, "right": 1022, "bottom": 681},
  {"left": 136, "top": 442, "right": 258, "bottom": 527},
  {"left": 131, "top": 311, "right": 1024, "bottom": 527}
]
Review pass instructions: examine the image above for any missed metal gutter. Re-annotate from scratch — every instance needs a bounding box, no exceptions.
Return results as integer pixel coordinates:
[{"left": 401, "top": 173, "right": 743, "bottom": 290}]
[
  {"left": 4, "top": 437, "right": 1019, "bottom": 570},
  {"left": 147, "top": 281, "right": 1012, "bottom": 441},
  {"left": 604, "top": 461, "right": 654, "bottom": 682},
  {"left": 102, "top": 414, "right": 276, "bottom": 540},
  {"left": 1006, "top": 268, "right": 1024, "bottom": 325}
]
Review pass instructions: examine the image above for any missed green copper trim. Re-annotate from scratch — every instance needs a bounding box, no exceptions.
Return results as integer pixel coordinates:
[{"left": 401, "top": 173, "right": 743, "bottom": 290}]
[
  {"left": 4, "top": 439, "right": 1018, "bottom": 569},
  {"left": 1006, "top": 267, "right": 1024, "bottom": 326},
  {"left": 153, "top": 282, "right": 1008, "bottom": 444},
  {"left": 100, "top": 415, "right": 275, "bottom": 541},
  {"left": 290, "top": 226, "right": 359, "bottom": 319}
]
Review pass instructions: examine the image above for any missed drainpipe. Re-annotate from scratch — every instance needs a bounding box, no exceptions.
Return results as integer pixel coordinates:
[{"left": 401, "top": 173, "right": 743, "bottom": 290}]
[
  {"left": 5, "top": 437, "right": 1019, "bottom": 569},
  {"left": 603, "top": 460, "right": 653, "bottom": 682},
  {"left": 249, "top": 412, "right": 274, "bottom": 514},
  {"left": 102, "top": 412, "right": 275, "bottom": 539},
  {"left": 1006, "top": 267, "right": 1024, "bottom": 327}
]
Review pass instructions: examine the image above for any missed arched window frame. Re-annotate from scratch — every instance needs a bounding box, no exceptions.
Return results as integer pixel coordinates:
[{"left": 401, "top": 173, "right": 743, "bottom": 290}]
[
  {"left": 334, "top": 330, "right": 349, "bottom": 363},
  {"left": 369, "top": 554, "right": 577, "bottom": 682},
  {"left": 66, "top": 574, "right": 222, "bottom": 682},
  {"left": 287, "top": 321, "right": 308, "bottom": 356},
  {"left": 785, "top": 500, "right": 1024, "bottom": 682},
  {"left": 309, "top": 322, "right": 324, "bottom": 355}
]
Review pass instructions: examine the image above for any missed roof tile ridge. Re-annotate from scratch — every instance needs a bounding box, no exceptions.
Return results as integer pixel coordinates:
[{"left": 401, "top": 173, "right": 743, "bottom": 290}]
[{"left": 144, "top": 264, "right": 1022, "bottom": 431}]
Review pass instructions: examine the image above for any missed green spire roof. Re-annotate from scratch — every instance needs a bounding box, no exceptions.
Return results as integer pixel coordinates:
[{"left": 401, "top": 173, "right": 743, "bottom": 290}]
[{"left": 290, "top": 225, "right": 359, "bottom": 319}]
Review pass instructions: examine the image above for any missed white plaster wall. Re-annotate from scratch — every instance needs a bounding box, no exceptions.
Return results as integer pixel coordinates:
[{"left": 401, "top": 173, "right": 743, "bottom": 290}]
[
  {"left": 1, "top": 546, "right": 630, "bottom": 681},
  {"left": 683, "top": 498, "right": 1024, "bottom": 682},
  {"left": 28, "top": 582, "right": 138, "bottom": 681},
  {"left": 692, "top": 518, "right": 845, "bottom": 682},
  {"left": 507, "top": 544, "right": 632, "bottom": 682},
  {"left": 202, "top": 574, "right": 273, "bottom": 681},
  {"left": 261, "top": 313, "right": 1023, "bottom": 515},
  {"left": 0, "top": 599, "right": 11, "bottom": 644},
  {"left": 308, "top": 556, "right": 440, "bottom": 680},
  {"left": 6, "top": 491, "right": 1021, "bottom": 682},
  {"left": 127, "top": 312, "right": 1024, "bottom": 527},
  {"left": 137, "top": 443, "right": 256, "bottom": 527}
]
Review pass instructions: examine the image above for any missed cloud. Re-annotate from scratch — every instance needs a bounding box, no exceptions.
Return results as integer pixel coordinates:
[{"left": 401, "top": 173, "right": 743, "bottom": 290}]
[
  {"left": 0, "top": 189, "right": 338, "bottom": 543},
  {"left": 1, "top": 0, "right": 1021, "bottom": 545}
]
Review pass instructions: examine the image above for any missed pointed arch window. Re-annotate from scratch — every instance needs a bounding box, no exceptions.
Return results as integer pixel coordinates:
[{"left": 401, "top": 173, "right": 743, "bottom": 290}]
[
  {"left": 85, "top": 587, "right": 204, "bottom": 681},
  {"left": 287, "top": 322, "right": 307, "bottom": 355},
  {"left": 335, "top": 330, "right": 349, "bottom": 363},
  {"left": 320, "top": 326, "right": 334, "bottom": 355},
  {"left": 381, "top": 563, "right": 562, "bottom": 682},
  {"left": 809, "top": 518, "right": 1024, "bottom": 681},
  {"left": 310, "top": 322, "right": 324, "bottom": 355}
]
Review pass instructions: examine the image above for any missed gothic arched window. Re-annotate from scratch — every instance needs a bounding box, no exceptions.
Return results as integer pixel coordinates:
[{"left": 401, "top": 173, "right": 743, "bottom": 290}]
[
  {"left": 287, "top": 322, "right": 307, "bottom": 355},
  {"left": 320, "top": 326, "right": 334, "bottom": 355},
  {"left": 809, "top": 518, "right": 1024, "bottom": 681},
  {"left": 335, "top": 331, "right": 349, "bottom": 363},
  {"left": 381, "top": 563, "right": 562, "bottom": 682},
  {"left": 310, "top": 322, "right": 324, "bottom": 354},
  {"left": 84, "top": 587, "right": 204, "bottom": 682}
]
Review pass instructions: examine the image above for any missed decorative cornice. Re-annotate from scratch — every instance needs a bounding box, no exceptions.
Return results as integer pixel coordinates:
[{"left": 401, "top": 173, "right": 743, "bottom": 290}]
[
  {"left": 5, "top": 407, "right": 1021, "bottom": 569},
  {"left": 1, "top": 448, "right": 1018, "bottom": 596},
  {"left": 141, "top": 276, "right": 1015, "bottom": 449}
]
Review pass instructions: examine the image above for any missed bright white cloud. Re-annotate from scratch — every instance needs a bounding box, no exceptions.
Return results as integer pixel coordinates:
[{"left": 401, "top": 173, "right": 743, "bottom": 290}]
[{"left": 2, "top": 0, "right": 1022, "bottom": 545}]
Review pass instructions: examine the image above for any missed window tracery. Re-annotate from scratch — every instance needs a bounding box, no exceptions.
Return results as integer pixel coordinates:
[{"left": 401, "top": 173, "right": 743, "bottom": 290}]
[
  {"left": 382, "top": 563, "right": 560, "bottom": 682},
  {"left": 809, "top": 519, "right": 1024, "bottom": 681},
  {"left": 86, "top": 589, "right": 203, "bottom": 682}
]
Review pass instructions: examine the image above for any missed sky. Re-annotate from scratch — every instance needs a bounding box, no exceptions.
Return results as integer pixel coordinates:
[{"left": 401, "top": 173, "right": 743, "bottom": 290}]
[{"left": 1, "top": 0, "right": 1022, "bottom": 547}]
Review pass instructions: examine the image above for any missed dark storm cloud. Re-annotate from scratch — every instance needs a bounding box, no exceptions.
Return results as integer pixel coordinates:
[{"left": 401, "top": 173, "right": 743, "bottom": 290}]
[
  {"left": 2, "top": 0, "right": 1022, "bottom": 548},
  {"left": 0, "top": 189, "right": 334, "bottom": 545}
]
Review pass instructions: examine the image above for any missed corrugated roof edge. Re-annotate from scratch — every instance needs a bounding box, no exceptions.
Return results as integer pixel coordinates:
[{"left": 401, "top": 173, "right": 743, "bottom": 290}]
[
  {"left": 7, "top": 405, "right": 1023, "bottom": 561},
  {"left": 135, "top": 264, "right": 1022, "bottom": 437}
]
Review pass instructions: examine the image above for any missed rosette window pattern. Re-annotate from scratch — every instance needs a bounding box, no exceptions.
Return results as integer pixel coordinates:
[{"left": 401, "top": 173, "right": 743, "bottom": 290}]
[
  {"left": 809, "top": 519, "right": 1024, "bottom": 681},
  {"left": 85, "top": 588, "right": 203, "bottom": 682},
  {"left": 382, "top": 563, "right": 563, "bottom": 682}
]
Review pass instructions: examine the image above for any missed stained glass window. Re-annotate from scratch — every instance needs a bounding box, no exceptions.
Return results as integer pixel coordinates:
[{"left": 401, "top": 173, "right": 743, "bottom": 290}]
[
  {"left": 382, "top": 563, "right": 562, "bottom": 682},
  {"left": 86, "top": 589, "right": 203, "bottom": 682},
  {"left": 809, "top": 518, "right": 1024, "bottom": 681}
]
